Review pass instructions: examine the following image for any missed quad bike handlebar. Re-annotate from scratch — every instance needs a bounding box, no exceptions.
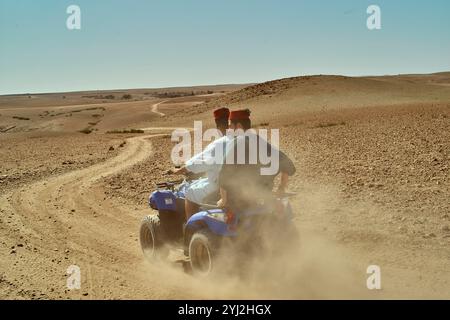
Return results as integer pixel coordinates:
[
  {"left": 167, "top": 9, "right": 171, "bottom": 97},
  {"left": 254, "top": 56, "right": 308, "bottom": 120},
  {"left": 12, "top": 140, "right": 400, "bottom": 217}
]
[
  {"left": 155, "top": 179, "right": 184, "bottom": 189},
  {"left": 156, "top": 169, "right": 205, "bottom": 189}
]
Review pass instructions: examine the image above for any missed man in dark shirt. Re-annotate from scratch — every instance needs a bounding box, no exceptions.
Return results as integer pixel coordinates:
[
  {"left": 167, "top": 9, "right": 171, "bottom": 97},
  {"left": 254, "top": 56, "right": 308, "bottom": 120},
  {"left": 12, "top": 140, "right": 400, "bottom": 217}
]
[{"left": 217, "top": 109, "right": 296, "bottom": 211}]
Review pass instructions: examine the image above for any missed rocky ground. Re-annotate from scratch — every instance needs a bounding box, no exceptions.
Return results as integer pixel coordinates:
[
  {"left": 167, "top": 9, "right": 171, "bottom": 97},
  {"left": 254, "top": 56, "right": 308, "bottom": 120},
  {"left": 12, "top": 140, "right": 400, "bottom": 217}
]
[
  {"left": 1, "top": 75, "right": 449, "bottom": 299},
  {"left": 281, "top": 103, "right": 450, "bottom": 239},
  {"left": 104, "top": 103, "right": 450, "bottom": 246},
  {"left": 104, "top": 135, "right": 178, "bottom": 206},
  {"left": 0, "top": 133, "right": 123, "bottom": 193}
]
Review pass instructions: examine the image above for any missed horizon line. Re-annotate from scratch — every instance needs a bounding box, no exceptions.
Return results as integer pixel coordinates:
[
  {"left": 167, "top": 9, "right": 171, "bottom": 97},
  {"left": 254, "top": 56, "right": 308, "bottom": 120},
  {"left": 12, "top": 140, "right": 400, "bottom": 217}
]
[{"left": 1, "top": 70, "right": 449, "bottom": 97}]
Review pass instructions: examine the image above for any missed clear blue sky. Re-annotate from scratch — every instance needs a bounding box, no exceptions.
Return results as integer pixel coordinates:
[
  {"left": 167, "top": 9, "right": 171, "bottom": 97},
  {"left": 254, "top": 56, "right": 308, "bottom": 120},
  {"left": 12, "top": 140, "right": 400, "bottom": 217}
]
[{"left": 1, "top": 0, "right": 449, "bottom": 94}]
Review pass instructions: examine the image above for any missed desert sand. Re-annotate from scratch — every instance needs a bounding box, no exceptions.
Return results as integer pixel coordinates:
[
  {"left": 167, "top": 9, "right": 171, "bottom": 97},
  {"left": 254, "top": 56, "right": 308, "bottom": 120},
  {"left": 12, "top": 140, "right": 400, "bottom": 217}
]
[{"left": 0, "top": 74, "right": 449, "bottom": 299}]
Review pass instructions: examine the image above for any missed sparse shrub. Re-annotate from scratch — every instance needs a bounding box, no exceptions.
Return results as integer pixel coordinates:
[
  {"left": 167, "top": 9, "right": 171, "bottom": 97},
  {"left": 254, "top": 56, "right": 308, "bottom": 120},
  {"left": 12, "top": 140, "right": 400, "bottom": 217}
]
[
  {"left": 86, "top": 106, "right": 106, "bottom": 111},
  {"left": 122, "top": 94, "right": 132, "bottom": 100},
  {"left": 130, "top": 129, "right": 144, "bottom": 133},
  {"left": 153, "top": 91, "right": 198, "bottom": 98},
  {"left": 12, "top": 116, "right": 30, "bottom": 120},
  {"left": 106, "top": 129, "right": 144, "bottom": 134},
  {"left": 79, "top": 127, "right": 93, "bottom": 134},
  {"left": 314, "top": 121, "right": 346, "bottom": 128},
  {"left": 72, "top": 106, "right": 105, "bottom": 113}
]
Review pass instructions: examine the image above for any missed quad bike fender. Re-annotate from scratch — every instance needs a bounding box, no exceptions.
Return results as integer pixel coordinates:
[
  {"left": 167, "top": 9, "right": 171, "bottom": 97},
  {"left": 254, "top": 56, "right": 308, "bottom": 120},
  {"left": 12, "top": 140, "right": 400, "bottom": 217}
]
[
  {"left": 149, "top": 190, "right": 177, "bottom": 211},
  {"left": 186, "top": 209, "right": 236, "bottom": 237}
]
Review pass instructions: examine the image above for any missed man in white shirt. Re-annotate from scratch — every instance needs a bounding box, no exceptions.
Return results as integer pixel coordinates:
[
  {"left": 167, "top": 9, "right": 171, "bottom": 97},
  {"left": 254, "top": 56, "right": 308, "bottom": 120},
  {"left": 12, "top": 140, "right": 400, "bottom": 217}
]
[{"left": 174, "top": 108, "right": 231, "bottom": 220}]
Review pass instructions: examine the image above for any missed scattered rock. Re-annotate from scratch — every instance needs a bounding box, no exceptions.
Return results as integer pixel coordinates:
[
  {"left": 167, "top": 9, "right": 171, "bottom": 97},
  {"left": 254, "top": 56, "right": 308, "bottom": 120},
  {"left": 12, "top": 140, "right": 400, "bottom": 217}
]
[
  {"left": 398, "top": 226, "right": 407, "bottom": 233},
  {"left": 108, "top": 146, "right": 114, "bottom": 151},
  {"left": 10, "top": 249, "right": 16, "bottom": 254},
  {"left": 424, "top": 233, "right": 436, "bottom": 239}
]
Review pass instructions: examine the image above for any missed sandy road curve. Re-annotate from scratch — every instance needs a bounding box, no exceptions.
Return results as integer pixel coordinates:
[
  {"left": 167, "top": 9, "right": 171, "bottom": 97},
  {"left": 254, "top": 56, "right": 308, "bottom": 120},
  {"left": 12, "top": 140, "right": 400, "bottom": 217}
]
[
  {"left": 151, "top": 101, "right": 167, "bottom": 117},
  {"left": 0, "top": 132, "right": 199, "bottom": 299}
]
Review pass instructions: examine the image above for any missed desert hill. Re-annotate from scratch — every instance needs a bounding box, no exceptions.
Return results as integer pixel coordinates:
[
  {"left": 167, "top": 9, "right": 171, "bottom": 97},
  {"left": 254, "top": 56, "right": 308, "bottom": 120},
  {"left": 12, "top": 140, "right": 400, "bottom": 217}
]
[{"left": 1, "top": 72, "right": 449, "bottom": 299}]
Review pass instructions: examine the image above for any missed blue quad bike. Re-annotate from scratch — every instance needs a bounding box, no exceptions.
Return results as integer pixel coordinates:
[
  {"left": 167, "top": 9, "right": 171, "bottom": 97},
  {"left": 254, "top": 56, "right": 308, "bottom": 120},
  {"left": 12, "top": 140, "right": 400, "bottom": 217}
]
[{"left": 139, "top": 178, "right": 299, "bottom": 276}]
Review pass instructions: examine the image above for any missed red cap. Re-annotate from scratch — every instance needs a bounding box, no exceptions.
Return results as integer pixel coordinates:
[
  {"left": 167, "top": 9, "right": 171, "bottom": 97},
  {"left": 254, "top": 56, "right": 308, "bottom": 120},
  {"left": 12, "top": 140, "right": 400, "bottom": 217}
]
[
  {"left": 213, "top": 107, "right": 230, "bottom": 120},
  {"left": 229, "top": 109, "right": 251, "bottom": 121}
]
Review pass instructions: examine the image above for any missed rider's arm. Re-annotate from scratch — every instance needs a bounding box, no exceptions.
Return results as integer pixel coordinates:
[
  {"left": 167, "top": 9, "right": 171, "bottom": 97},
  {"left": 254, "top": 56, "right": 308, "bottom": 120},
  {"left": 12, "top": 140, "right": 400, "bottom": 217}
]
[
  {"left": 275, "top": 149, "right": 295, "bottom": 194},
  {"left": 217, "top": 187, "right": 228, "bottom": 207},
  {"left": 173, "top": 166, "right": 189, "bottom": 175},
  {"left": 276, "top": 172, "right": 289, "bottom": 193},
  {"left": 278, "top": 149, "right": 296, "bottom": 177}
]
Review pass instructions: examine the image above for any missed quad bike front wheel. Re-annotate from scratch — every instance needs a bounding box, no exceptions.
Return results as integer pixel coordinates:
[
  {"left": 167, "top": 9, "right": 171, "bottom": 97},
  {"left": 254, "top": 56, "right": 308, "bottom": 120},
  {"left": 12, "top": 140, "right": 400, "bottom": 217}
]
[
  {"left": 189, "top": 230, "right": 216, "bottom": 277},
  {"left": 140, "top": 215, "right": 169, "bottom": 260}
]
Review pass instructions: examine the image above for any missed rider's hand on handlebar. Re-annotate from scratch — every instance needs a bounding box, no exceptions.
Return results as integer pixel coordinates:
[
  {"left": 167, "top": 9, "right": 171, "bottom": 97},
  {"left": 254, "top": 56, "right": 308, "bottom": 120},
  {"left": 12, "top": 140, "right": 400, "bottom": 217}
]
[
  {"left": 216, "top": 198, "right": 226, "bottom": 208},
  {"left": 173, "top": 167, "right": 188, "bottom": 175}
]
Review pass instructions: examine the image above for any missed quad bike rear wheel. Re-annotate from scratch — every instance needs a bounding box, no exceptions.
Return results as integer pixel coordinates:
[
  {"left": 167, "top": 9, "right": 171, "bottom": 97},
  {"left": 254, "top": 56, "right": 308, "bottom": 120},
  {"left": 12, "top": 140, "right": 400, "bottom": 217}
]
[
  {"left": 189, "top": 230, "right": 217, "bottom": 277},
  {"left": 140, "top": 215, "right": 169, "bottom": 260}
]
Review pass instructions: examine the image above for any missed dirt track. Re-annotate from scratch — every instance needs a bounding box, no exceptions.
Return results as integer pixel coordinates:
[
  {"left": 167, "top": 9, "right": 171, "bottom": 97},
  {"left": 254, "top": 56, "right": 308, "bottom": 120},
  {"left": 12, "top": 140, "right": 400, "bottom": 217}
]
[
  {"left": 0, "top": 131, "right": 366, "bottom": 299},
  {"left": 1, "top": 130, "right": 448, "bottom": 299},
  {"left": 0, "top": 131, "right": 349, "bottom": 299},
  {"left": 0, "top": 132, "right": 192, "bottom": 299},
  {"left": 151, "top": 101, "right": 167, "bottom": 117}
]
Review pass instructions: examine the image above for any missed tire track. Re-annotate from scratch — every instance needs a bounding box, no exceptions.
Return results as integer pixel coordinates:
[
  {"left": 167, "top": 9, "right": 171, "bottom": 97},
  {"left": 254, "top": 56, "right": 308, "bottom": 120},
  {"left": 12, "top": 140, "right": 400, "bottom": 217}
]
[{"left": 0, "top": 132, "right": 188, "bottom": 299}]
